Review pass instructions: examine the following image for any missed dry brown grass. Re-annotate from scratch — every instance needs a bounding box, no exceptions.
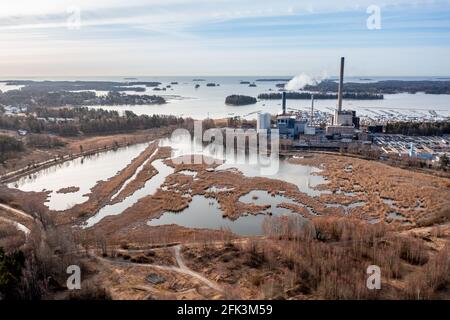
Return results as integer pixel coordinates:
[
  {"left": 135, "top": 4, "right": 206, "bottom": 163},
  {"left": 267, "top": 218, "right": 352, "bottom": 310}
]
[
  {"left": 0, "top": 222, "right": 26, "bottom": 250},
  {"left": 56, "top": 186, "right": 80, "bottom": 194},
  {"left": 109, "top": 143, "right": 165, "bottom": 204},
  {"left": 290, "top": 153, "right": 450, "bottom": 226},
  {"left": 403, "top": 245, "right": 449, "bottom": 299},
  {"left": 180, "top": 216, "right": 447, "bottom": 300}
]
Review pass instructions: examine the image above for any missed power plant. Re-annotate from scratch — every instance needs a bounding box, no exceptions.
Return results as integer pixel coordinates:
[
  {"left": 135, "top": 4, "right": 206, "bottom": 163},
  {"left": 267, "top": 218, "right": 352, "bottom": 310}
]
[
  {"left": 266, "top": 56, "right": 359, "bottom": 143},
  {"left": 326, "top": 57, "right": 360, "bottom": 136},
  {"left": 253, "top": 58, "right": 449, "bottom": 160}
]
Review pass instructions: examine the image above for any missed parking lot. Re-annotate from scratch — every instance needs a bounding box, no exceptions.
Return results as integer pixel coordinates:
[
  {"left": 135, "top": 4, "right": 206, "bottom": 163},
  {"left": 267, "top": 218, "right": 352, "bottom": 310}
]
[{"left": 373, "top": 134, "right": 450, "bottom": 156}]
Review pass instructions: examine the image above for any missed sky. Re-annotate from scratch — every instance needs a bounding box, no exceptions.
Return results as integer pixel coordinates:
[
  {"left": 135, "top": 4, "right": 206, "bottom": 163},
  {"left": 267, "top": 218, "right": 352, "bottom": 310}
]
[{"left": 1, "top": 0, "right": 450, "bottom": 77}]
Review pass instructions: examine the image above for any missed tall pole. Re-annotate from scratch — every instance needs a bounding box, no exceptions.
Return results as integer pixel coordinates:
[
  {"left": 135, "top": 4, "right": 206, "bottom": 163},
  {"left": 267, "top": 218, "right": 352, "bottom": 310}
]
[{"left": 337, "top": 57, "right": 345, "bottom": 112}]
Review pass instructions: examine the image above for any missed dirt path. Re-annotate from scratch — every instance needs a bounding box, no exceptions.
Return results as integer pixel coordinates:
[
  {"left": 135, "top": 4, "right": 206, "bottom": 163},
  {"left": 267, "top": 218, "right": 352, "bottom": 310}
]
[
  {"left": 0, "top": 203, "right": 35, "bottom": 221},
  {"left": 94, "top": 245, "right": 223, "bottom": 293},
  {"left": 0, "top": 216, "right": 31, "bottom": 236},
  {"left": 173, "top": 245, "right": 222, "bottom": 292}
]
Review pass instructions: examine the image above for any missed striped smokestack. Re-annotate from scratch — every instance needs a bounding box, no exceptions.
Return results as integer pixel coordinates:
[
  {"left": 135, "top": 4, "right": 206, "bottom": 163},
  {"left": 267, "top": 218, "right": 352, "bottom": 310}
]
[{"left": 337, "top": 57, "right": 344, "bottom": 112}]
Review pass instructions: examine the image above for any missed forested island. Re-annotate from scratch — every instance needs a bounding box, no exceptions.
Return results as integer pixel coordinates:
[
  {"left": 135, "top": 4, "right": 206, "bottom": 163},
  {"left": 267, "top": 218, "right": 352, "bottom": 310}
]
[
  {"left": 304, "top": 80, "right": 450, "bottom": 94},
  {"left": 225, "top": 95, "right": 257, "bottom": 105},
  {"left": 0, "top": 90, "right": 165, "bottom": 108},
  {"left": 0, "top": 80, "right": 167, "bottom": 108},
  {"left": 258, "top": 92, "right": 383, "bottom": 100},
  {"left": 2, "top": 80, "right": 161, "bottom": 91},
  {"left": 255, "top": 79, "right": 291, "bottom": 82},
  {"left": 0, "top": 80, "right": 166, "bottom": 107}
]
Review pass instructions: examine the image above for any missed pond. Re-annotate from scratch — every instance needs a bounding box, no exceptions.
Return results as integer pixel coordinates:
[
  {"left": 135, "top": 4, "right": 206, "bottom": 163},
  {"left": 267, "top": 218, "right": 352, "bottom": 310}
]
[
  {"left": 147, "top": 192, "right": 307, "bottom": 236},
  {"left": 9, "top": 134, "right": 329, "bottom": 232},
  {"left": 159, "top": 135, "right": 327, "bottom": 196},
  {"left": 8, "top": 143, "right": 149, "bottom": 211},
  {"left": 84, "top": 158, "right": 174, "bottom": 228}
]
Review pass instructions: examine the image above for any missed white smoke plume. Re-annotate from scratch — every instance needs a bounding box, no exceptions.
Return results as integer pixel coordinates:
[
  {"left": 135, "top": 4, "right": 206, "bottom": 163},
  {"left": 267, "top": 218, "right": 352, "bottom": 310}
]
[{"left": 285, "top": 72, "right": 327, "bottom": 91}]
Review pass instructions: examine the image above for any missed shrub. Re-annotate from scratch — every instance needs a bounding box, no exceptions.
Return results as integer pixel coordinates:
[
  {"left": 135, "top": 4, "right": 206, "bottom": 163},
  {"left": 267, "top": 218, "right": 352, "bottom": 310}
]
[{"left": 0, "top": 247, "right": 26, "bottom": 299}]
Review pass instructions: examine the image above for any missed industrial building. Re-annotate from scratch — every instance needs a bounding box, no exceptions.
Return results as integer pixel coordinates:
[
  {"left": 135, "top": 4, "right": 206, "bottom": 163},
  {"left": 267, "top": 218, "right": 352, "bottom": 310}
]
[
  {"left": 251, "top": 57, "right": 448, "bottom": 161},
  {"left": 271, "top": 56, "right": 359, "bottom": 142},
  {"left": 256, "top": 112, "right": 271, "bottom": 132},
  {"left": 273, "top": 91, "right": 318, "bottom": 139},
  {"left": 326, "top": 57, "right": 360, "bottom": 137}
]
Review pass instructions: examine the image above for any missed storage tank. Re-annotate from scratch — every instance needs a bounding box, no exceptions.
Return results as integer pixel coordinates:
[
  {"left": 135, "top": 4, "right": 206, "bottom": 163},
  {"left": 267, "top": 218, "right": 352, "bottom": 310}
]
[{"left": 257, "top": 113, "right": 271, "bottom": 131}]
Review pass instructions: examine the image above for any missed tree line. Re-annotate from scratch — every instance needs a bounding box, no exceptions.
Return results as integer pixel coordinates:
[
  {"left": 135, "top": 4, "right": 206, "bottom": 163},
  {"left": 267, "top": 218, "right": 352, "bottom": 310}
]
[
  {"left": 258, "top": 92, "right": 383, "bottom": 100},
  {"left": 0, "top": 107, "right": 188, "bottom": 136},
  {"left": 304, "top": 80, "right": 450, "bottom": 94},
  {"left": 0, "top": 135, "right": 24, "bottom": 163},
  {"left": 385, "top": 121, "right": 450, "bottom": 136}
]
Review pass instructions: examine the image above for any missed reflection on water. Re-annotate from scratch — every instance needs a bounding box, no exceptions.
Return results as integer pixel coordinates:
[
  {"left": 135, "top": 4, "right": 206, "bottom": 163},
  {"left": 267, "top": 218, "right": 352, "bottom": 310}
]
[
  {"left": 217, "top": 161, "right": 325, "bottom": 196},
  {"left": 159, "top": 135, "right": 327, "bottom": 196},
  {"left": 325, "top": 200, "right": 366, "bottom": 215},
  {"left": 8, "top": 143, "right": 149, "bottom": 211},
  {"left": 239, "top": 190, "right": 299, "bottom": 216},
  {"left": 110, "top": 147, "right": 159, "bottom": 200},
  {"left": 177, "top": 170, "right": 198, "bottom": 177},
  {"left": 84, "top": 159, "right": 174, "bottom": 228},
  {"left": 9, "top": 132, "right": 330, "bottom": 233},
  {"left": 147, "top": 194, "right": 306, "bottom": 236}
]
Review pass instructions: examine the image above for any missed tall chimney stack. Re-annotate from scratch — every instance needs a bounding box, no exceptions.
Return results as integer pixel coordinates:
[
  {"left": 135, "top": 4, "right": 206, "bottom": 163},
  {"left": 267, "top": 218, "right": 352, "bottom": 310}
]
[
  {"left": 282, "top": 91, "right": 287, "bottom": 115},
  {"left": 310, "top": 94, "right": 314, "bottom": 126},
  {"left": 337, "top": 57, "right": 345, "bottom": 112}
]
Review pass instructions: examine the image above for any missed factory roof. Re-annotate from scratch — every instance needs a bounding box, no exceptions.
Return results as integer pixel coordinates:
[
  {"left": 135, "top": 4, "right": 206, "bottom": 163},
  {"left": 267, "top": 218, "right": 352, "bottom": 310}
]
[
  {"left": 277, "top": 115, "right": 295, "bottom": 119},
  {"left": 337, "top": 110, "right": 355, "bottom": 114}
]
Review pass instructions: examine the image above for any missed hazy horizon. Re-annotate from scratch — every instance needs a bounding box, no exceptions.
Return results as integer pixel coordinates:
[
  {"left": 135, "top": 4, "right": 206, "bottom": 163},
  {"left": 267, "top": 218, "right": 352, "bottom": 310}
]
[{"left": 2, "top": 75, "right": 450, "bottom": 80}]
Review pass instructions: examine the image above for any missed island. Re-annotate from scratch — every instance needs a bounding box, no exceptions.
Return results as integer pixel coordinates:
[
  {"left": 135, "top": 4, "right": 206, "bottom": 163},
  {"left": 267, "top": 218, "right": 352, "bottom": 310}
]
[
  {"left": 0, "top": 81, "right": 167, "bottom": 108},
  {"left": 258, "top": 92, "right": 383, "bottom": 100},
  {"left": 255, "top": 78, "right": 291, "bottom": 82},
  {"left": 225, "top": 95, "right": 257, "bottom": 105},
  {"left": 304, "top": 80, "right": 450, "bottom": 94},
  {"left": 2, "top": 80, "right": 161, "bottom": 91}
]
